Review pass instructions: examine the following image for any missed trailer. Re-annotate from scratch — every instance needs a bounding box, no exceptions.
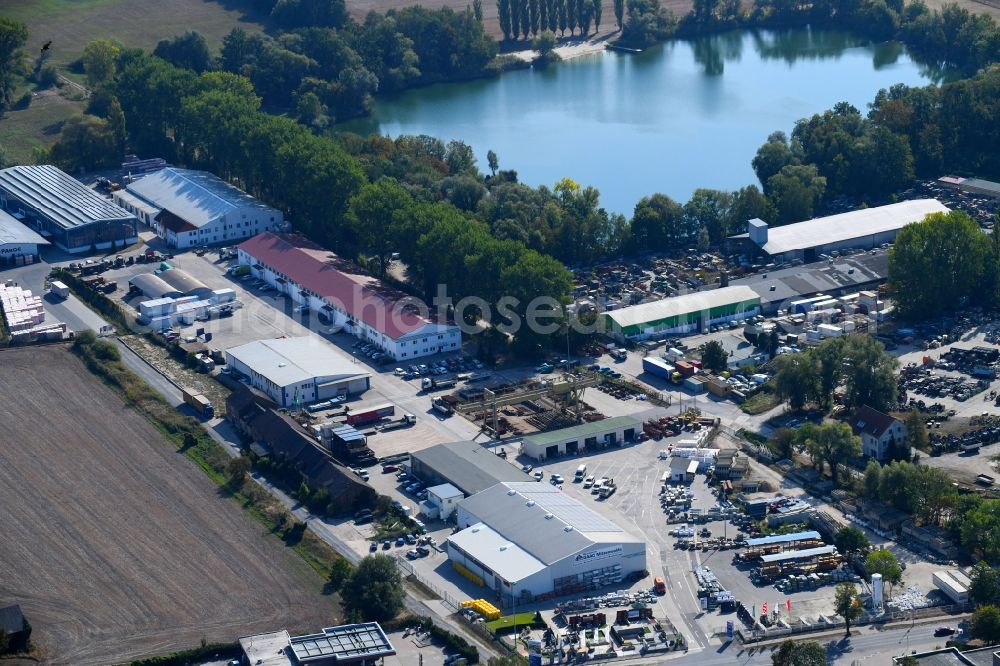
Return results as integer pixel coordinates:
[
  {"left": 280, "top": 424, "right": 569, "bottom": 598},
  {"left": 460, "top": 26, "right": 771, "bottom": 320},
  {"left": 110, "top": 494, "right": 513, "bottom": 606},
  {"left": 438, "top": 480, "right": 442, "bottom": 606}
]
[
  {"left": 421, "top": 377, "right": 457, "bottom": 392},
  {"left": 377, "top": 414, "right": 417, "bottom": 431},
  {"left": 642, "top": 356, "right": 674, "bottom": 380},
  {"left": 345, "top": 403, "right": 395, "bottom": 426},
  {"left": 977, "top": 474, "right": 995, "bottom": 486},
  {"left": 181, "top": 387, "right": 215, "bottom": 417}
]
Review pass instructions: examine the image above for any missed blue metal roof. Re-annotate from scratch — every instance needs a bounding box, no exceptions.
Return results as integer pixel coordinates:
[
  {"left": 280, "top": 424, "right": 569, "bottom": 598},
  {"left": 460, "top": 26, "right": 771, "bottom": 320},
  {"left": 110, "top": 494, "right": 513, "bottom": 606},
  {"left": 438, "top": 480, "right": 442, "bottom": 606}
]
[{"left": 746, "top": 530, "right": 821, "bottom": 547}]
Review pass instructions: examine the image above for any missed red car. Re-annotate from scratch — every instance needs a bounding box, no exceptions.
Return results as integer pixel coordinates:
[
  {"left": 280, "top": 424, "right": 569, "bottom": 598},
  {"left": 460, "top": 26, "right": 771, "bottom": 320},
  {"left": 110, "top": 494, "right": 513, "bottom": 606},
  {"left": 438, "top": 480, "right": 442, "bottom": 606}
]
[{"left": 382, "top": 464, "right": 399, "bottom": 473}]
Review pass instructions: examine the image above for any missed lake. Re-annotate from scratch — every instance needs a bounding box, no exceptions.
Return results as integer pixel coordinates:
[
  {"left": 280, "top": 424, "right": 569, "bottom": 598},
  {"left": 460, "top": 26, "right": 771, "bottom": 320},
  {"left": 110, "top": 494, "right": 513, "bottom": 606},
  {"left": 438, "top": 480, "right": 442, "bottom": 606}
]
[{"left": 338, "top": 28, "right": 940, "bottom": 214}]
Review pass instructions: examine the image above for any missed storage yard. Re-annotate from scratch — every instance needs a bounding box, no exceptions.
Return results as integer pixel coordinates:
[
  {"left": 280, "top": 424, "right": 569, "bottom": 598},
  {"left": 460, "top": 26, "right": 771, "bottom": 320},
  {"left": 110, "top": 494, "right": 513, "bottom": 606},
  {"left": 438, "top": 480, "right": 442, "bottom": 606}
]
[{"left": 0, "top": 346, "right": 335, "bottom": 666}]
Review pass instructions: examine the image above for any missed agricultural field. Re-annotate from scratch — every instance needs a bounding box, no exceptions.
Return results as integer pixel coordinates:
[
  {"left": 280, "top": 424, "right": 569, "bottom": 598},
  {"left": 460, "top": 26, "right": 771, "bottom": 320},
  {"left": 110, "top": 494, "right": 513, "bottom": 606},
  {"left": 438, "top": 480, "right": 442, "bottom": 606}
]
[
  {"left": 0, "top": 345, "right": 336, "bottom": 666},
  {"left": 0, "top": 0, "right": 266, "bottom": 67}
]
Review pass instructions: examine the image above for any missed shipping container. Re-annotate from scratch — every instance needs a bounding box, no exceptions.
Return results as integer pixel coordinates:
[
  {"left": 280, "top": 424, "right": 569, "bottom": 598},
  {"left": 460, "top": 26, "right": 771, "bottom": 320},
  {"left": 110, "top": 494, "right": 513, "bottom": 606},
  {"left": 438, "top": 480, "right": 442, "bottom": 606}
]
[{"left": 346, "top": 403, "right": 395, "bottom": 425}]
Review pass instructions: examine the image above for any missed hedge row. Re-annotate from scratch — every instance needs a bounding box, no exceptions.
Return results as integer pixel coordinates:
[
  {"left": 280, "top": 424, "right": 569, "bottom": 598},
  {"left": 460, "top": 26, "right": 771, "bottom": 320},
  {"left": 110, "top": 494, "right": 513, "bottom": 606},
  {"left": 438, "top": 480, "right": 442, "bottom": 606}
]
[{"left": 130, "top": 642, "right": 239, "bottom": 666}]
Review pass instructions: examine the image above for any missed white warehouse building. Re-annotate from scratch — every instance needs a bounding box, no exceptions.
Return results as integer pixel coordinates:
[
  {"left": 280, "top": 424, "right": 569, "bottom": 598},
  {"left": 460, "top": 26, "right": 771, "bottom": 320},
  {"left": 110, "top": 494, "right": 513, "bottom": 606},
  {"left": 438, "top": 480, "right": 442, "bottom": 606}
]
[
  {"left": 238, "top": 232, "right": 461, "bottom": 361},
  {"left": 448, "top": 483, "right": 646, "bottom": 605},
  {"left": 225, "top": 337, "right": 371, "bottom": 407},
  {"left": 114, "top": 167, "right": 283, "bottom": 249}
]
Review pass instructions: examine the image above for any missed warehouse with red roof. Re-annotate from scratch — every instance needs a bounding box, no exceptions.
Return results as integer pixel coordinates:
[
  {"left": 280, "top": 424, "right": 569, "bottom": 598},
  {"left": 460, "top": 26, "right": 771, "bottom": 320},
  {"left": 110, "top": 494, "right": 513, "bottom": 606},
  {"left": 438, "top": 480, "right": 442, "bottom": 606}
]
[{"left": 237, "top": 232, "right": 461, "bottom": 361}]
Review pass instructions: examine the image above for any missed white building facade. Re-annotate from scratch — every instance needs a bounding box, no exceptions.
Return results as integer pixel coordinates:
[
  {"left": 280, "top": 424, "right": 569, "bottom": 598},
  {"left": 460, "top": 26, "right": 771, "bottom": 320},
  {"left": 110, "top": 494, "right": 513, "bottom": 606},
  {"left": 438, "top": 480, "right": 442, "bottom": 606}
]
[
  {"left": 238, "top": 232, "right": 461, "bottom": 361},
  {"left": 225, "top": 337, "right": 370, "bottom": 407},
  {"left": 447, "top": 483, "right": 646, "bottom": 605},
  {"left": 115, "top": 168, "right": 283, "bottom": 249}
]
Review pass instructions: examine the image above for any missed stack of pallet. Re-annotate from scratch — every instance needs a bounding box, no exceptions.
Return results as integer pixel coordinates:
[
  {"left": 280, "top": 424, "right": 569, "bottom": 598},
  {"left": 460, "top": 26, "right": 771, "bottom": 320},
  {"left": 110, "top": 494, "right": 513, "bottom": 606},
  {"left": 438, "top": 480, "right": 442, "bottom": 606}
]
[{"left": 0, "top": 283, "right": 45, "bottom": 332}]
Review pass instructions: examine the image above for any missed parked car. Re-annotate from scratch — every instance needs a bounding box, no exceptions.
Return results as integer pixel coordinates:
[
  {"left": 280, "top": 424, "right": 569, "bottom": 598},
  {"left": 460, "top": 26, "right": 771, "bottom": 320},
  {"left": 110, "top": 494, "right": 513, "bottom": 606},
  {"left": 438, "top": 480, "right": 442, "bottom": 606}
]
[
  {"left": 395, "top": 537, "right": 405, "bottom": 547},
  {"left": 406, "top": 549, "right": 421, "bottom": 560},
  {"left": 533, "top": 470, "right": 544, "bottom": 480},
  {"left": 370, "top": 542, "right": 378, "bottom": 552},
  {"left": 405, "top": 533, "right": 417, "bottom": 545},
  {"left": 551, "top": 474, "right": 564, "bottom": 485},
  {"left": 382, "top": 464, "right": 399, "bottom": 473},
  {"left": 382, "top": 540, "right": 391, "bottom": 549}
]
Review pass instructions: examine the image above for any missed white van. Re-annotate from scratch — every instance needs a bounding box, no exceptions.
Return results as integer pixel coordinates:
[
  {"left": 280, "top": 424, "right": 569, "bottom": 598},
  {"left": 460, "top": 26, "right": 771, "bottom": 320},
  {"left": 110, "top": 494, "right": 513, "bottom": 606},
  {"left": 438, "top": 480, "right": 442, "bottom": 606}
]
[{"left": 575, "top": 464, "right": 587, "bottom": 481}]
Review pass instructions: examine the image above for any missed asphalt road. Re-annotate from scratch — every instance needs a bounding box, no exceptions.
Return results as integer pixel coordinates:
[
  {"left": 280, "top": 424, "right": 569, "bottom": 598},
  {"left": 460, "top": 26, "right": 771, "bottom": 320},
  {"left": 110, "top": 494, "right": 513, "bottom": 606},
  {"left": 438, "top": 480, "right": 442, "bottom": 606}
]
[{"left": 670, "top": 620, "right": 957, "bottom": 666}]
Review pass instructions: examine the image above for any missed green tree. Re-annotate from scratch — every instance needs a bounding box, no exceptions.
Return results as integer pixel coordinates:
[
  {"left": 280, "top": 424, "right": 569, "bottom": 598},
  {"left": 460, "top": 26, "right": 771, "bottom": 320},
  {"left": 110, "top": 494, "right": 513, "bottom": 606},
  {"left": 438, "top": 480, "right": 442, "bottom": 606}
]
[
  {"left": 521, "top": 0, "right": 532, "bottom": 37},
  {"left": 107, "top": 96, "right": 126, "bottom": 155},
  {"left": 811, "top": 336, "right": 846, "bottom": 409},
  {"left": 226, "top": 456, "right": 251, "bottom": 488},
  {"left": 592, "top": 0, "right": 604, "bottom": 31},
  {"left": 532, "top": 30, "right": 559, "bottom": 60},
  {"left": 498, "top": 0, "right": 514, "bottom": 39},
  {"left": 614, "top": 0, "right": 625, "bottom": 29},
  {"left": 474, "top": 0, "right": 485, "bottom": 22},
  {"left": 752, "top": 131, "right": 799, "bottom": 191},
  {"left": 529, "top": 0, "right": 541, "bottom": 35},
  {"left": 342, "top": 554, "right": 406, "bottom": 621},
  {"left": 971, "top": 605, "right": 1000, "bottom": 643},
  {"left": 889, "top": 210, "right": 991, "bottom": 321},
  {"left": 834, "top": 526, "right": 871, "bottom": 556},
  {"left": 841, "top": 335, "right": 898, "bottom": 412},
  {"left": 767, "top": 164, "right": 827, "bottom": 224},
  {"left": 961, "top": 500, "right": 1000, "bottom": 564},
  {"left": 153, "top": 31, "right": 213, "bottom": 72},
  {"left": 769, "top": 427, "right": 796, "bottom": 461},
  {"left": 904, "top": 410, "right": 927, "bottom": 457},
  {"left": 328, "top": 557, "right": 352, "bottom": 592},
  {"left": 771, "top": 352, "right": 818, "bottom": 410},
  {"left": 48, "top": 114, "right": 120, "bottom": 171},
  {"left": 700, "top": 339, "right": 729, "bottom": 373},
  {"left": 970, "top": 562, "right": 1000, "bottom": 607},
  {"left": 834, "top": 583, "right": 862, "bottom": 636},
  {"left": 0, "top": 17, "right": 27, "bottom": 110},
  {"left": 487, "top": 149, "right": 499, "bottom": 176},
  {"left": 347, "top": 178, "right": 414, "bottom": 276},
  {"left": 558, "top": 0, "right": 569, "bottom": 35},
  {"left": 861, "top": 459, "right": 881, "bottom": 497},
  {"left": 771, "top": 640, "right": 826, "bottom": 666},
  {"left": 797, "top": 422, "right": 861, "bottom": 485},
  {"left": 864, "top": 549, "right": 903, "bottom": 597},
  {"left": 82, "top": 39, "right": 121, "bottom": 88}
]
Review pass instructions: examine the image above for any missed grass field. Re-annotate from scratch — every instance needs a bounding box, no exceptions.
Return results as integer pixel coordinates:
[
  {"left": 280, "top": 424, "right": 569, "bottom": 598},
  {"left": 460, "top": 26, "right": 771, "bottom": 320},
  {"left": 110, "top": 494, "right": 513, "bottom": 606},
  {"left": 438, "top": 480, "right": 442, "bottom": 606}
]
[
  {"left": 0, "top": 0, "right": 267, "bottom": 67},
  {"left": 0, "top": 345, "right": 337, "bottom": 666},
  {"left": 0, "top": 88, "right": 83, "bottom": 164}
]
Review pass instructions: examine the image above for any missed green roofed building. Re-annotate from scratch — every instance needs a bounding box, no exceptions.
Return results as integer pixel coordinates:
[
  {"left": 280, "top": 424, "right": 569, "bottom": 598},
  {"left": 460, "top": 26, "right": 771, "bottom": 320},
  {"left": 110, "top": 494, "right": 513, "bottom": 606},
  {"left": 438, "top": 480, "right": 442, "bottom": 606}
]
[
  {"left": 602, "top": 286, "right": 761, "bottom": 341},
  {"left": 521, "top": 416, "right": 642, "bottom": 460}
]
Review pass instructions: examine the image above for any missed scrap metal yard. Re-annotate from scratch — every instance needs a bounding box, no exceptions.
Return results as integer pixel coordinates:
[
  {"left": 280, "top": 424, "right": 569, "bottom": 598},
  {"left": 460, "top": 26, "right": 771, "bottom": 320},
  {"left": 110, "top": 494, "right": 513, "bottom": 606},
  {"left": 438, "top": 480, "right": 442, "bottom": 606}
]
[{"left": 0, "top": 346, "right": 336, "bottom": 666}]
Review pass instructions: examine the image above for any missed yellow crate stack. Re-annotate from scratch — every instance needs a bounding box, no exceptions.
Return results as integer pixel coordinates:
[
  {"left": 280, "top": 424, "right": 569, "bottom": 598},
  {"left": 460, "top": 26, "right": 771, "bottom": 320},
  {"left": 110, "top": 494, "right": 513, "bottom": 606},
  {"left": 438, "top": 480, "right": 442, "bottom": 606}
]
[{"left": 461, "top": 598, "right": 501, "bottom": 620}]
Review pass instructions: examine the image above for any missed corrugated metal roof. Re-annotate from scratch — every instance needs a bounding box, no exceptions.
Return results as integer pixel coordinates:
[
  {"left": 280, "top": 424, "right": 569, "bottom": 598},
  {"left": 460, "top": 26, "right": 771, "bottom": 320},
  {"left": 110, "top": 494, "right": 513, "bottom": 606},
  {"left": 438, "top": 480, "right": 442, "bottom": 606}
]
[
  {"left": 0, "top": 209, "right": 48, "bottom": 246},
  {"left": 129, "top": 273, "right": 182, "bottom": 299},
  {"left": 759, "top": 545, "right": 837, "bottom": 563},
  {"left": 605, "top": 286, "right": 760, "bottom": 330},
  {"left": 458, "top": 482, "right": 641, "bottom": 566},
  {"left": 239, "top": 232, "right": 452, "bottom": 341},
  {"left": 961, "top": 178, "right": 1000, "bottom": 196},
  {"left": 522, "top": 416, "right": 642, "bottom": 449},
  {"left": 0, "top": 165, "right": 135, "bottom": 230},
  {"left": 226, "top": 337, "right": 370, "bottom": 388},
  {"left": 448, "top": 522, "right": 548, "bottom": 582},
  {"left": 157, "top": 268, "right": 210, "bottom": 296},
  {"left": 746, "top": 530, "right": 821, "bottom": 547},
  {"left": 412, "top": 441, "right": 532, "bottom": 496},
  {"left": 757, "top": 199, "right": 949, "bottom": 255},
  {"left": 126, "top": 167, "right": 278, "bottom": 229}
]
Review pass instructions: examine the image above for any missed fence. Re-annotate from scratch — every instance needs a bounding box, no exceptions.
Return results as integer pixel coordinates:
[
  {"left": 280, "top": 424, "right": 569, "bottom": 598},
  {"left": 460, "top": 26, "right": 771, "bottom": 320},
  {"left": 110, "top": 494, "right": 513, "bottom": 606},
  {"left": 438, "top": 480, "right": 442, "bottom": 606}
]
[{"left": 395, "top": 555, "right": 463, "bottom": 612}]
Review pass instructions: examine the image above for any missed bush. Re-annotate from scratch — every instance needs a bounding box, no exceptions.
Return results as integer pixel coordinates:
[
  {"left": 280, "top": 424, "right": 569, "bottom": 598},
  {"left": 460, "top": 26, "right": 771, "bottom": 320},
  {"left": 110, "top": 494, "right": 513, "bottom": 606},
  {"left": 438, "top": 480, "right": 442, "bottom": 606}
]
[
  {"left": 130, "top": 642, "right": 239, "bottom": 665},
  {"left": 38, "top": 65, "right": 59, "bottom": 88},
  {"left": 16, "top": 91, "right": 32, "bottom": 109}
]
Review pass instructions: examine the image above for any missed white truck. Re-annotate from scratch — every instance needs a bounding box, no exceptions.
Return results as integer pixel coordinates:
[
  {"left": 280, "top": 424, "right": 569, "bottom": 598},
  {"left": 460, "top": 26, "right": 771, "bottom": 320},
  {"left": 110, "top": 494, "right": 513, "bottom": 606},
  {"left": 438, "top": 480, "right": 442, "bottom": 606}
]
[{"left": 49, "top": 280, "right": 70, "bottom": 299}]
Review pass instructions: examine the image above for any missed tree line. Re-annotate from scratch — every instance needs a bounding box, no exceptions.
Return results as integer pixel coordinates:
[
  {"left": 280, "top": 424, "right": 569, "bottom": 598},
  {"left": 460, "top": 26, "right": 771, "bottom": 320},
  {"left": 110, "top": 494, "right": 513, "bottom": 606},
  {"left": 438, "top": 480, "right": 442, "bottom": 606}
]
[
  {"left": 889, "top": 210, "right": 1000, "bottom": 321},
  {"left": 497, "top": 0, "right": 604, "bottom": 40},
  {"left": 770, "top": 335, "right": 899, "bottom": 413}
]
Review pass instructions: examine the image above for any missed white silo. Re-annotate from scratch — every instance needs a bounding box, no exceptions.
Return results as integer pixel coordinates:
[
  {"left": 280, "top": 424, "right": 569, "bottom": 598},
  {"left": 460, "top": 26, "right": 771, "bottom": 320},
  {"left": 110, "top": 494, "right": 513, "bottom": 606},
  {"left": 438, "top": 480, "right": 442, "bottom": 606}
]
[{"left": 872, "top": 573, "right": 884, "bottom": 607}]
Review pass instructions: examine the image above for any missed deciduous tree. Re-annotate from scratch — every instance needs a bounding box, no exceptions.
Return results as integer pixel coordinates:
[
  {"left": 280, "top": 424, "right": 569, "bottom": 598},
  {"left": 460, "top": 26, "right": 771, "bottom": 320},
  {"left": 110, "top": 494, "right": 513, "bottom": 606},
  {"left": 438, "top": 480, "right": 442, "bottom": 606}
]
[
  {"left": 342, "top": 555, "right": 405, "bottom": 621},
  {"left": 834, "top": 583, "right": 862, "bottom": 636}
]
